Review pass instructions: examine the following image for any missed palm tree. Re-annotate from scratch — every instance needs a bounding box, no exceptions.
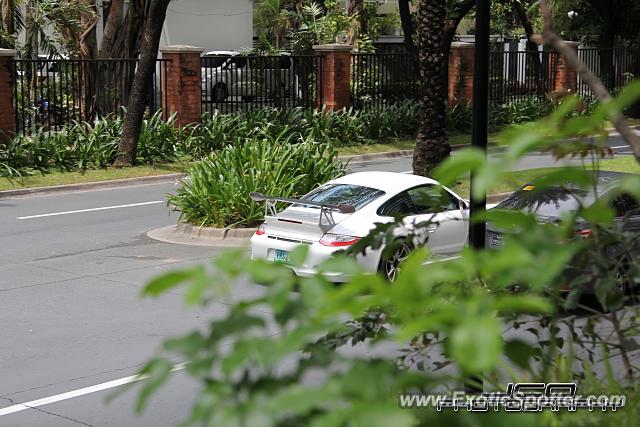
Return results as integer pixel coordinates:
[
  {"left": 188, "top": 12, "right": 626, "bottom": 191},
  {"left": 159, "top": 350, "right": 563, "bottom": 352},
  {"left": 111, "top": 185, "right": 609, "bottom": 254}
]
[
  {"left": 254, "top": 0, "right": 295, "bottom": 50},
  {"left": 1, "top": 0, "right": 23, "bottom": 48},
  {"left": 412, "top": 0, "right": 450, "bottom": 177}
]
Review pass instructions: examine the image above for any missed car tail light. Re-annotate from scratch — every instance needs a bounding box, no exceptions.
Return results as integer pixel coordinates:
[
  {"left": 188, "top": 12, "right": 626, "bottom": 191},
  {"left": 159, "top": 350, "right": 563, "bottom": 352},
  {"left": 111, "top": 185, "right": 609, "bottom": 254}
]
[
  {"left": 575, "top": 228, "right": 592, "bottom": 237},
  {"left": 255, "top": 223, "right": 267, "bottom": 236},
  {"left": 319, "top": 233, "right": 360, "bottom": 247}
]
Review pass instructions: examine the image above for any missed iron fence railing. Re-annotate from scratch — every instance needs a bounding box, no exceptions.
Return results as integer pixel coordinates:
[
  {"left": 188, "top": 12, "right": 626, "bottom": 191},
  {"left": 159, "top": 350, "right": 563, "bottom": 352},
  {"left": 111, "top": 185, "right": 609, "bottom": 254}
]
[
  {"left": 9, "top": 48, "right": 638, "bottom": 134},
  {"left": 200, "top": 55, "right": 323, "bottom": 115},
  {"left": 488, "top": 50, "right": 558, "bottom": 105},
  {"left": 577, "top": 46, "right": 640, "bottom": 96},
  {"left": 350, "top": 53, "right": 419, "bottom": 109},
  {"left": 352, "top": 47, "right": 639, "bottom": 108},
  {"left": 12, "top": 58, "right": 170, "bottom": 133}
]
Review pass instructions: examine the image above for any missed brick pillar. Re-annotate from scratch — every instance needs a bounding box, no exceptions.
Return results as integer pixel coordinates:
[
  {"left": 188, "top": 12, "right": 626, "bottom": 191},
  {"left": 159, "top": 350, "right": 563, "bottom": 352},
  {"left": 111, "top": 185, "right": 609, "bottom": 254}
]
[
  {"left": 160, "top": 45, "right": 204, "bottom": 127},
  {"left": 313, "top": 44, "right": 353, "bottom": 111},
  {"left": 548, "top": 41, "right": 579, "bottom": 94},
  {"left": 448, "top": 42, "right": 475, "bottom": 106},
  {"left": 0, "top": 49, "right": 17, "bottom": 143}
]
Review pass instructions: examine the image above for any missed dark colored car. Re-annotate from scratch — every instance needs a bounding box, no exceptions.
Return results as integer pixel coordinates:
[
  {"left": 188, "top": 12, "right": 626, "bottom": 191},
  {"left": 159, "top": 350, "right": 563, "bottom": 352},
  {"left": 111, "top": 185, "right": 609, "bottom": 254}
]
[{"left": 486, "top": 171, "right": 640, "bottom": 293}]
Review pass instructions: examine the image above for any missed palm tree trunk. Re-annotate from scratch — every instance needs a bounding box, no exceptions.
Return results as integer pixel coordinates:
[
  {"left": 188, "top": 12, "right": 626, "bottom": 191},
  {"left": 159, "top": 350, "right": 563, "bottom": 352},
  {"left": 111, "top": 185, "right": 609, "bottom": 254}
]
[
  {"left": 2, "top": 0, "right": 14, "bottom": 35},
  {"left": 114, "top": 0, "right": 170, "bottom": 166},
  {"left": 412, "top": 0, "right": 450, "bottom": 177}
]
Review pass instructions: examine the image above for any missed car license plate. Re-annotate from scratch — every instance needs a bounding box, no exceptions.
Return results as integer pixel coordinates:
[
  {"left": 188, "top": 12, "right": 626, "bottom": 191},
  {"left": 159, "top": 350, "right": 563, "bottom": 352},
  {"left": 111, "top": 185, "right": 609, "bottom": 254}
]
[{"left": 274, "top": 249, "right": 289, "bottom": 263}]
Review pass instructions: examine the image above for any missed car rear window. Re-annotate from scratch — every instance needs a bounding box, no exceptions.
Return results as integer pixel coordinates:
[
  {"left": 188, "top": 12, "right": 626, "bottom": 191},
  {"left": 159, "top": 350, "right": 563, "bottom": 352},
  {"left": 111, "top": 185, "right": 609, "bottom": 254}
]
[
  {"left": 301, "top": 184, "right": 385, "bottom": 211},
  {"left": 201, "top": 57, "right": 229, "bottom": 68},
  {"left": 496, "top": 186, "right": 595, "bottom": 217}
]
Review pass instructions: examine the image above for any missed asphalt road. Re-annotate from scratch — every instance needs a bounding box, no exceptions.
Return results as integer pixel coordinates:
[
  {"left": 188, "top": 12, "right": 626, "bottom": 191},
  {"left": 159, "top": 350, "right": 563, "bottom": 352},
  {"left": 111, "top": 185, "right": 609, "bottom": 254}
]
[{"left": 0, "top": 136, "right": 636, "bottom": 426}]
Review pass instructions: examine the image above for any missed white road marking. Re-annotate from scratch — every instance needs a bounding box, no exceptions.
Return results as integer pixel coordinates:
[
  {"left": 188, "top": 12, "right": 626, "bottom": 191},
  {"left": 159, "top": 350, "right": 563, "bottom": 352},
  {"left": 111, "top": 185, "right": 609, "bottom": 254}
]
[
  {"left": 0, "top": 363, "right": 186, "bottom": 417},
  {"left": 17, "top": 201, "right": 165, "bottom": 220}
]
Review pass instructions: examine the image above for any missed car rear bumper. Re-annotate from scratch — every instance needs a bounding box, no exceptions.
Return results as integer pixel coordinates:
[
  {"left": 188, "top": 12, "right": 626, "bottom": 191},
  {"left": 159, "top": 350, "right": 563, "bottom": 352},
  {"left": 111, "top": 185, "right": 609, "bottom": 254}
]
[{"left": 250, "top": 233, "right": 381, "bottom": 283}]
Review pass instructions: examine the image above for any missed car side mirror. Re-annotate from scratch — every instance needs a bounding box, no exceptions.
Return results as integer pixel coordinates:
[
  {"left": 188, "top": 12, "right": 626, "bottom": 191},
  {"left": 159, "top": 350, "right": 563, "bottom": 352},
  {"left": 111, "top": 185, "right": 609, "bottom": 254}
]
[{"left": 459, "top": 199, "right": 469, "bottom": 210}]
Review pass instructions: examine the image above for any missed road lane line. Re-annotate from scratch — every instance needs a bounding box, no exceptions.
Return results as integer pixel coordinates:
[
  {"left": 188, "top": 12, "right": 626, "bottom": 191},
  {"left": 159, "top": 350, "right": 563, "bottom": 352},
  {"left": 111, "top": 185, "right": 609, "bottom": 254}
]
[
  {"left": 17, "top": 201, "right": 165, "bottom": 220},
  {"left": 0, "top": 364, "right": 186, "bottom": 417}
]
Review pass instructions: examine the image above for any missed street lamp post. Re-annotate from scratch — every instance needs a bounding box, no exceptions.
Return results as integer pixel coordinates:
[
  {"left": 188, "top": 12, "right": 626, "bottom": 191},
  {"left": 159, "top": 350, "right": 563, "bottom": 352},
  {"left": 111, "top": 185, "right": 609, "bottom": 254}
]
[
  {"left": 465, "top": 0, "right": 490, "bottom": 395},
  {"left": 469, "top": 0, "right": 490, "bottom": 251}
]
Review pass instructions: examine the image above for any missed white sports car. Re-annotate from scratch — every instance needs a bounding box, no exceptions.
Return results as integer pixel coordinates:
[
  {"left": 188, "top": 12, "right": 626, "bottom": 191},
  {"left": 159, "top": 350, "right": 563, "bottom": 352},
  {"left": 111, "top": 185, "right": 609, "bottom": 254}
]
[{"left": 250, "top": 171, "right": 470, "bottom": 281}]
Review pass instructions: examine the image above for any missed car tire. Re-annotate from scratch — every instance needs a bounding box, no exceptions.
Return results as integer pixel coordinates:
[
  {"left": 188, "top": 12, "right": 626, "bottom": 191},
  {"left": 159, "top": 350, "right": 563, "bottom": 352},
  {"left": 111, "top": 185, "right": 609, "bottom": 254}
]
[
  {"left": 378, "top": 239, "right": 413, "bottom": 282},
  {"left": 212, "top": 83, "right": 228, "bottom": 102}
]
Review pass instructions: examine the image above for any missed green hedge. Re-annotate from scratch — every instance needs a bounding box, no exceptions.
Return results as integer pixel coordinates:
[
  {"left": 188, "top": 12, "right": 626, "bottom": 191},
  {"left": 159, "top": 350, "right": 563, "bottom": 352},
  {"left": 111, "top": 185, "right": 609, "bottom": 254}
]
[
  {"left": 0, "top": 103, "right": 419, "bottom": 179},
  {"left": 1, "top": 95, "right": 605, "bottom": 179}
]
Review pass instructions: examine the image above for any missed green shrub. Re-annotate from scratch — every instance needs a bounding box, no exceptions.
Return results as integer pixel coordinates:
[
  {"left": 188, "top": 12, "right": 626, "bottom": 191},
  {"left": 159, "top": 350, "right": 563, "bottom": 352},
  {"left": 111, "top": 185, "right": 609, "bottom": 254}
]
[
  {"left": 168, "top": 138, "right": 345, "bottom": 227},
  {"left": 0, "top": 94, "right": 610, "bottom": 179},
  {"left": 447, "top": 102, "right": 473, "bottom": 133}
]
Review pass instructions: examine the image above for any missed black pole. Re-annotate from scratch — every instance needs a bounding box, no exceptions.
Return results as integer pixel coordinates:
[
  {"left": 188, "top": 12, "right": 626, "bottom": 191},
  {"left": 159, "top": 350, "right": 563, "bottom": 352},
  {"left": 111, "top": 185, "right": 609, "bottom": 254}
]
[
  {"left": 469, "top": 0, "right": 490, "bottom": 251},
  {"left": 464, "top": 0, "right": 490, "bottom": 396}
]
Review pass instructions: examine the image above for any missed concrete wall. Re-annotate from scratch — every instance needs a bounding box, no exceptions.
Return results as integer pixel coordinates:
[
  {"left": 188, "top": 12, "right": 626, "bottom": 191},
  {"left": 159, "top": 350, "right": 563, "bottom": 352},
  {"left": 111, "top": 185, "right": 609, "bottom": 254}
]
[{"left": 160, "top": 0, "right": 253, "bottom": 52}]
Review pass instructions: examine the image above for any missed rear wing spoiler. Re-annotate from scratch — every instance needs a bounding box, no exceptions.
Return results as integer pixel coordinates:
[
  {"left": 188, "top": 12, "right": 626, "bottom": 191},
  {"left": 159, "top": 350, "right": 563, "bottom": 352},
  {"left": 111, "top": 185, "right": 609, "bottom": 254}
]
[{"left": 249, "top": 192, "right": 355, "bottom": 232}]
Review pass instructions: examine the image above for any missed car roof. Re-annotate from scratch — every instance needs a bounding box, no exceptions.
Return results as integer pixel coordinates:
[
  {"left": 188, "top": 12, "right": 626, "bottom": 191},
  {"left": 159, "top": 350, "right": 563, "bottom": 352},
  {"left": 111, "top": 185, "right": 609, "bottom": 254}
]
[
  {"left": 328, "top": 171, "right": 438, "bottom": 193},
  {"left": 525, "top": 171, "right": 632, "bottom": 192},
  {"left": 497, "top": 171, "right": 638, "bottom": 217},
  {"left": 202, "top": 50, "right": 238, "bottom": 56}
]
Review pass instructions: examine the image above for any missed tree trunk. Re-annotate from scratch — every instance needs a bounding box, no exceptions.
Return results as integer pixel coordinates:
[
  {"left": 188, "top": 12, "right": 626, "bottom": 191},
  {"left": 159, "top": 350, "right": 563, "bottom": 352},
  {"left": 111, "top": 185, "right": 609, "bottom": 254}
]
[
  {"left": 598, "top": 27, "right": 616, "bottom": 90},
  {"left": 79, "top": 0, "right": 98, "bottom": 120},
  {"left": 347, "top": 0, "right": 362, "bottom": 46},
  {"left": 513, "top": 0, "right": 543, "bottom": 94},
  {"left": 412, "top": 0, "right": 450, "bottom": 177},
  {"left": 114, "top": 0, "right": 170, "bottom": 166},
  {"left": 95, "top": 0, "right": 148, "bottom": 117},
  {"left": 398, "top": 0, "right": 415, "bottom": 56},
  {"left": 97, "top": 0, "right": 123, "bottom": 59}
]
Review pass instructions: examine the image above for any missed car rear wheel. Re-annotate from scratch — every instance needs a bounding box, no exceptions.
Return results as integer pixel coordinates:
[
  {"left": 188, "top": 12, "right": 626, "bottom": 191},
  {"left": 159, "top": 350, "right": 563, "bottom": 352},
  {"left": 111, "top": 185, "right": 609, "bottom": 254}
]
[{"left": 379, "top": 240, "right": 412, "bottom": 282}]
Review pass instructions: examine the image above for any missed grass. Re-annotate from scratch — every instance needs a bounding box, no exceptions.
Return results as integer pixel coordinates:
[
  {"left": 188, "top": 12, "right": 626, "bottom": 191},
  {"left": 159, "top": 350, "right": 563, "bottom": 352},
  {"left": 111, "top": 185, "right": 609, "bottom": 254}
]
[
  {"left": 337, "top": 139, "right": 416, "bottom": 156},
  {"left": 336, "top": 132, "right": 500, "bottom": 156},
  {"left": 2, "top": 136, "right": 638, "bottom": 193},
  {"left": 452, "top": 156, "right": 640, "bottom": 198},
  {"left": 0, "top": 163, "right": 192, "bottom": 191}
]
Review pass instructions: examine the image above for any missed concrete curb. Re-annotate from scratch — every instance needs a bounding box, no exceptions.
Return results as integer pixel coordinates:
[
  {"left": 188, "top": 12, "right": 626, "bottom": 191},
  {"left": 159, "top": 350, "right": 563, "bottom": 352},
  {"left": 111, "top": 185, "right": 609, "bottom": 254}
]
[
  {"left": 0, "top": 173, "right": 185, "bottom": 199},
  {"left": 147, "top": 223, "right": 256, "bottom": 247},
  {"left": 147, "top": 192, "right": 511, "bottom": 247}
]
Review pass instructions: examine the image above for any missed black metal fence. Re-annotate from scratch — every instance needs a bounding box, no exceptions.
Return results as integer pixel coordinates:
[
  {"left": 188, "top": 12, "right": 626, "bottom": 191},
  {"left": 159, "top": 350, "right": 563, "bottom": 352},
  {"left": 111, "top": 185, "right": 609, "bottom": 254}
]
[
  {"left": 12, "top": 58, "right": 170, "bottom": 133},
  {"left": 351, "top": 47, "right": 639, "bottom": 108},
  {"left": 10, "top": 47, "right": 639, "bottom": 133},
  {"left": 350, "top": 53, "right": 419, "bottom": 109},
  {"left": 488, "top": 50, "right": 558, "bottom": 105},
  {"left": 577, "top": 46, "right": 640, "bottom": 96},
  {"left": 201, "top": 55, "right": 323, "bottom": 115}
]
